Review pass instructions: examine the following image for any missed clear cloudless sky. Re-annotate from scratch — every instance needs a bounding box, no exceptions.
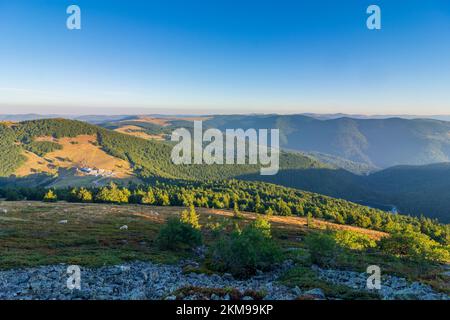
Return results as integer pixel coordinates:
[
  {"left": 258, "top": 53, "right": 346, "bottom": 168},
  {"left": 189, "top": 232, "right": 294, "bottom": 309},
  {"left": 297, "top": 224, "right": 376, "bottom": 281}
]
[{"left": 0, "top": 0, "right": 449, "bottom": 115}]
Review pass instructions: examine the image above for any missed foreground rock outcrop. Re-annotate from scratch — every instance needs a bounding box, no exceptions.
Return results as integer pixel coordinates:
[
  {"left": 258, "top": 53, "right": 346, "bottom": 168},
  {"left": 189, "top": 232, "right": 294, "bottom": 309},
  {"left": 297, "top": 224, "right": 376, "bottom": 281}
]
[{"left": 0, "top": 261, "right": 447, "bottom": 300}]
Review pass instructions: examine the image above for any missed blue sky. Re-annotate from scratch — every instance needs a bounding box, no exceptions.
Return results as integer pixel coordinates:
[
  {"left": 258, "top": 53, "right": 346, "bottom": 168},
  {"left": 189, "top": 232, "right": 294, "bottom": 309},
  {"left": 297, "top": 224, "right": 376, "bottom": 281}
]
[{"left": 0, "top": 0, "right": 449, "bottom": 115}]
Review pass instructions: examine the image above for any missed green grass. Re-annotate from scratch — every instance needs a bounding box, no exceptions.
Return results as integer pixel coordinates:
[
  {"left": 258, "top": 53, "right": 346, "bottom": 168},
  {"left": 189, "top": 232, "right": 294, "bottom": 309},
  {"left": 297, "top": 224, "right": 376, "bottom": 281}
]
[
  {"left": 0, "top": 202, "right": 183, "bottom": 269},
  {"left": 0, "top": 201, "right": 447, "bottom": 297}
]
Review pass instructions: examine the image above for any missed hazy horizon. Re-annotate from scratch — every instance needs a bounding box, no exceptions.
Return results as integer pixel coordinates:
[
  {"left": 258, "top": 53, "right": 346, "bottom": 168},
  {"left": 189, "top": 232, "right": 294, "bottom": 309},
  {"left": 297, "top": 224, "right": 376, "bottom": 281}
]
[
  {"left": 1, "top": 1, "right": 450, "bottom": 114},
  {"left": 1, "top": 107, "right": 450, "bottom": 119}
]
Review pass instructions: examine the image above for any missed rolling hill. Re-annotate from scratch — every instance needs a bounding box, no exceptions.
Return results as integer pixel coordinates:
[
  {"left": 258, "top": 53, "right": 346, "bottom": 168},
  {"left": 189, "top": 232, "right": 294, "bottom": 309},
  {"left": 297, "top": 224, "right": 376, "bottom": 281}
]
[
  {"left": 238, "top": 163, "right": 450, "bottom": 223},
  {"left": 2, "top": 118, "right": 450, "bottom": 223},
  {"left": 201, "top": 115, "right": 450, "bottom": 169},
  {"left": 0, "top": 118, "right": 327, "bottom": 185},
  {"left": 94, "top": 114, "right": 450, "bottom": 171}
]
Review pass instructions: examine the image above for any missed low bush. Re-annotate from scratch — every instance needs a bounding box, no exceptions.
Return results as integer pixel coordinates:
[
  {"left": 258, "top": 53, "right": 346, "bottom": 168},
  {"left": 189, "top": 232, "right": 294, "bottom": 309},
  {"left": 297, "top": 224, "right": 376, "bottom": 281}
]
[
  {"left": 208, "top": 216, "right": 282, "bottom": 278},
  {"left": 156, "top": 217, "right": 202, "bottom": 251},
  {"left": 304, "top": 231, "right": 338, "bottom": 267},
  {"left": 378, "top": 231, "right": 450, "bottom": 263},
  {"left": 334, "top": 230, "right": 377, "bottom": 250}
]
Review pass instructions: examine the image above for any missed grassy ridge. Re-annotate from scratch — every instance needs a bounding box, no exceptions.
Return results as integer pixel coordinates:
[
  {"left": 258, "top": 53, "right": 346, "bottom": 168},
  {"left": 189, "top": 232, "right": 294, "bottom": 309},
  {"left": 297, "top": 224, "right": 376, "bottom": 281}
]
[{"left": 1, "top": 118, "right": 326, "bottom": 180}]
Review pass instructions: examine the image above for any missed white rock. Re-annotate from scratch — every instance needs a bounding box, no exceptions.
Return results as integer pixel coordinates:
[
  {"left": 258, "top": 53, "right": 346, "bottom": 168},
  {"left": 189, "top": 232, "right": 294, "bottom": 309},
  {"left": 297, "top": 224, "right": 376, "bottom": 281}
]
[
  {"left": 292, "top": 286, "right": 302, "bottom": 296},
  {"left": 58, "top": 220, "right": 68, "bottom": 224},
  {"left": 1, "top": 209, "right": 7, "bottom": 214},
  {"left": 120, "top": 225, "right": 128, "bottom": 230},
  {"left": 119, "top": 265, "right": 131, "bottom": 272}
]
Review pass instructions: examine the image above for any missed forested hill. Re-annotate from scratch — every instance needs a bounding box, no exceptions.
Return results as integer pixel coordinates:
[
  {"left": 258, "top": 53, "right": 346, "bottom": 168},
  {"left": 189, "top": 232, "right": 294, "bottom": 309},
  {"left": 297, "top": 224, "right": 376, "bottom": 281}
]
[
  {"left": 238, "top": 164, "right": 450, "bottom": 223},
  {"left": 2, "top": 118, "right": 450, "bottom": 223},
  {"left": 0, "top": 118, "right": 326, "bottom": 180},
  {"left": 202, "top": 115, "right": 450, "bottom": 168}
]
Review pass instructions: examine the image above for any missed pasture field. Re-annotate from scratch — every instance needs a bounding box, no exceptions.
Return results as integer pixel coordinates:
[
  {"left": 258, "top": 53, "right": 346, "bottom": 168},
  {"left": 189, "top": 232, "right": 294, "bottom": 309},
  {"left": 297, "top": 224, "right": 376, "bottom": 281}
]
[
  {"left": 0, "top": 201, "right": 386, "bottom": 270},
  {"left": 15, "top": 135, "right": 134, "bottom": 178},
  {"left": 1, "top": 201, "right": 448, "bottom": 294}
]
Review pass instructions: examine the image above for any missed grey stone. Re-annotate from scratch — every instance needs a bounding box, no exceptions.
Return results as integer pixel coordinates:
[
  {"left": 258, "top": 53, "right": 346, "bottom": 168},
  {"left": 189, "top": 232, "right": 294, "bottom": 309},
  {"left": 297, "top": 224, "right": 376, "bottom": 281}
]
[
  {"left": 292, "top": 286, "right": 302, "bottom": 296},
  {"left": 304, "top": 288, "right": 326, "bottom": 299}
]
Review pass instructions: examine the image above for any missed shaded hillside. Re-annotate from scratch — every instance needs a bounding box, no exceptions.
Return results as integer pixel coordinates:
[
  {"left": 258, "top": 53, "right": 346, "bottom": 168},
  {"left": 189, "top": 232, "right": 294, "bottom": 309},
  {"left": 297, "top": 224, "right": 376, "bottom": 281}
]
[
  {"left": 302, "top": 151, "right": 379, "bottom": 175},
  {"left": 239, "top": 164, "right": 450, "bottom": 223},
  {"left": 366, "top": 163, "right": 450, "bottom": 223},
  {"left": 238, "top": 168, "right": 369, "bottom": 201},
  {"left": 95, "top": 114, "right": 450, "bottom": 171}
]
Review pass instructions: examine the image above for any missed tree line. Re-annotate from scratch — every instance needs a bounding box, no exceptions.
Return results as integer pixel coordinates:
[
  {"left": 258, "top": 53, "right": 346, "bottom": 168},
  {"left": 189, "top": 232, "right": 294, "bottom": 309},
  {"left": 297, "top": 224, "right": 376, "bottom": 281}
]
[{"left": 1, "top": 179, "right": 448, "bottom": 246}]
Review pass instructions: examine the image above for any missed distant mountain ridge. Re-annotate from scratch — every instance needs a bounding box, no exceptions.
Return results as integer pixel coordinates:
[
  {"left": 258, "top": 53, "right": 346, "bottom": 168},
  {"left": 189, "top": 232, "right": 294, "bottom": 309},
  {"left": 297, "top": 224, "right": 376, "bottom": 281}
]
[
  {"left": 201, "top": 115, "right": 450, "bottom": 169},
  {"left": 2, "top": 113, "right": 450, "bottom": 122}
]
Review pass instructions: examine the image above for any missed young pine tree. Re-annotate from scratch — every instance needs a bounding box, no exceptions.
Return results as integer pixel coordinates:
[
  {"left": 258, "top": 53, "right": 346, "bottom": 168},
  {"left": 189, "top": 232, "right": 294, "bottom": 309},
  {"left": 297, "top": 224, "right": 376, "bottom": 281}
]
[
  {"left": 180, "top": 205, "right": 201, "bottom": 229},
  {"left": 306, "top": 212, "right": 314, "bottom": 228},
  {"left": 43, "top": 190, "right": 57, "bottom": 202}
]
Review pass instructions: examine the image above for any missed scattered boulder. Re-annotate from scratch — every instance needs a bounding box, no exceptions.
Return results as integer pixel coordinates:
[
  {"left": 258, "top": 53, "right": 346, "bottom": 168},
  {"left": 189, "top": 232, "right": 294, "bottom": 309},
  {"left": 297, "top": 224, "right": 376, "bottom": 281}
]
[
  {"left": 0, "top": 261, "right": 447, "bottom": 300},
  {"left": 292, "top": 286, "right": 302, "bottom": 296},
  {"left": 222, "top": 273, "right": 233, "bottom": 281},
  {"left": 302, "top": 288, "right": 326, "bottom": 300},
  {"left": 119, "top": 265, "right": 131, "bottom": 272},
  {"left": 119, "top": 225, "right": 128, "bottom": 230}
]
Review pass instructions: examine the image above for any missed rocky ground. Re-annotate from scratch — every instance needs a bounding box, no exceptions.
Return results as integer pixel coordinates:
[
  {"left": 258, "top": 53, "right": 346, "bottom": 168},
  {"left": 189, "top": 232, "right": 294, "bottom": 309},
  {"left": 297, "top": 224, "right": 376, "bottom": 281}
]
[
  {"left": 0, "top": 260, "right": 448, "bottom": 300},
  {"left": 314, "top": 266, "right": 449, "bottom": 300}
]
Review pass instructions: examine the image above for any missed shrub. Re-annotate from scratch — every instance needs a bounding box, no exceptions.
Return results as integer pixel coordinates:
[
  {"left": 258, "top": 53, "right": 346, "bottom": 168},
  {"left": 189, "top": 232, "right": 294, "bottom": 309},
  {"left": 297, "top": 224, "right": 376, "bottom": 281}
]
[
  {"left": 379, "top": 231, "right": 450, "bottom": 263},
  {"left": 304, "top": 231, "right": 338, "bottom": 266},
  {"left": 156, "top": 217, "right": 202, "bottom": 251},
  {"left": 205, "top": 216, "right": 226, "bottom": 236},
  {"left": 306, "top": 212, "right": 314, "bottom": 228},
  {"left": 252, "top": 215, "right": 272, "bottom": 238},
  {"left": 334, "top": 230, "right": 377, "bottom": 250},
  {"left": 209, "top": 218, "right": 282, "bottom": 277},
  {"left": 233, "top": 201, "right": 244, "bottom": 219}
]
